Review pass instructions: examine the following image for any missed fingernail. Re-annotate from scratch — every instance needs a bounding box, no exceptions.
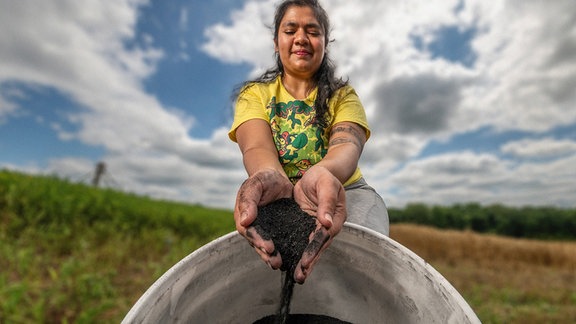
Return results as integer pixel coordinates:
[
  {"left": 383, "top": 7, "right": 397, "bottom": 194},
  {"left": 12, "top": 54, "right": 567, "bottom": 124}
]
[
  {"left": 296, "top": 269, "right": 306, "bottom": 284},
  {"left": 325, "top": 213, "right": 333, "bottom": 225},
  {"left": 241, "top": 212, "right": 248, "bottom": 223},
  {"left": 266, "top": 261, "right": 273, "bottom": 269}
]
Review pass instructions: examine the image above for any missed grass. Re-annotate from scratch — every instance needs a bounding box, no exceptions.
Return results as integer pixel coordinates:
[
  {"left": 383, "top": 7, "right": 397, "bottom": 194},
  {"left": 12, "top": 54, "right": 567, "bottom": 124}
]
[
  {"left": 0, "top": 170, "right": 236, "bottom": 323},
  {"left": 391, "top": 224, "right": 576, "bottom": 324},
  {"left": 1, "top": 170, "right": 575, "bottom": 323}
]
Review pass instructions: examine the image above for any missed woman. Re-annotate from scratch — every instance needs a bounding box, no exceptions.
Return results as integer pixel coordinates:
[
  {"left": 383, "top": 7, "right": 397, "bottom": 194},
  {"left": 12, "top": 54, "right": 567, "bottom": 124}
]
[{"left": 229, "top": 0, "right": 389, "bottom": 284}]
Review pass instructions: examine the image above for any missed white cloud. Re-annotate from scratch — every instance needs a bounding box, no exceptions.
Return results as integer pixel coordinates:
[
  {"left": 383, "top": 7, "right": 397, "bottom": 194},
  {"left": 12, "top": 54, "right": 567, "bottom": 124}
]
[
  {"left": 102, "top": 142, "right": 244, "bottom": 208},
  {"left": 201, "top": 0, "right": 276, "bottom": 69},
  {"left": 378, "top": 151, "right": 576, "bottom": 208},
  {"left": 360, "top": 134, "right": 426, "bottom": 177},
  {"left": 40, "top": 126, "right": 244, "bottom": 208},
  {"left": 46, "top": 157, "right": 96, "bottom": 181},
  {"left": 0, "top": 85, "right": 22, "bottom": 123},
  {"left": 202, "top": 0, "right": 576, "bottom": 134},
  {"left": 0, "top": 0, "right": 246, "bottom": 208},
  {"left": 201, "top": 0, "right": 576, "bottom": 208},
  {"left": 1, "top": 0, "right": 575, "bottom": 209},
  {"left": 501, "top": 138, "right": 576, "bottom": 159},
  {"left": 467, "top": 0, "right": 576, "bottom": 132},
  {"left": 179, "top": 7, "right": 189, "bottom": 31}
]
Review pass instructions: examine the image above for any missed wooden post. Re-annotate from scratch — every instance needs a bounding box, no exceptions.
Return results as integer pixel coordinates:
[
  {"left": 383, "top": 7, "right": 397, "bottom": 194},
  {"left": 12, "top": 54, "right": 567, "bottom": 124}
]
[{"left": 92, "top": 161, "right": 106, "bottom": 187}]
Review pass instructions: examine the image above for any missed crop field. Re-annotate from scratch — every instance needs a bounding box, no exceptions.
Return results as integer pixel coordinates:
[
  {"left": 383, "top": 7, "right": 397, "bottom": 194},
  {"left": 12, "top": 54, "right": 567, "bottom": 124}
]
[
  {"left": 391, "top": 224, "right": 576, "bottom": 324},
  {"left": 1, "top": 170, "right": 575, "bottom": 323}
]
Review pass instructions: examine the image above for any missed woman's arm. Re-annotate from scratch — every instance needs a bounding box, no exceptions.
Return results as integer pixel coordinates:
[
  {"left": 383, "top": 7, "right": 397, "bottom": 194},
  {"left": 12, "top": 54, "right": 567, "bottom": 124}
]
[
  {"left": 290, "top": 121, "right": 365, "bottom": 283},
  {"left": 235, "top": 118, "right": 293, "bottom": 218},
  {"left": 234, "top": 118, "right": 293, "bottom": 270},
  {"left": 314, "top": 121, "right": 367, "bottom": 184},
  {"left": 235, "top": 119, "right": 286, "bottom": 177}
]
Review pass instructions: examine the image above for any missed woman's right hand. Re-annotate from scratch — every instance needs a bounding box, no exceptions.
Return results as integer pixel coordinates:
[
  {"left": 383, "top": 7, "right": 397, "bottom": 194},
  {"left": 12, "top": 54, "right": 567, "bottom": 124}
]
[
  {"left": 292, "top": 166, "right": 347, "bottom": 283},
  {"left": 234, "top": 168, "right": 294, "bottom": 269}
]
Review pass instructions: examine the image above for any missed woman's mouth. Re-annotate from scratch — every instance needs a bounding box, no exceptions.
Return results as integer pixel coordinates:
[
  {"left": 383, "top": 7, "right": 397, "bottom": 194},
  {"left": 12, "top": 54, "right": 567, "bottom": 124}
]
[{"left": 293, "top": 50, "right": 310, "bottom": 56}]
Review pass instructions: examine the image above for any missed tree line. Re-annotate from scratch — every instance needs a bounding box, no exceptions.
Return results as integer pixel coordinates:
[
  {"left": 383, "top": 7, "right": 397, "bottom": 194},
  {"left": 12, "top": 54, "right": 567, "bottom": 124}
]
[{"left": 388, "top": 203, "right": 576, "bottom": 240}]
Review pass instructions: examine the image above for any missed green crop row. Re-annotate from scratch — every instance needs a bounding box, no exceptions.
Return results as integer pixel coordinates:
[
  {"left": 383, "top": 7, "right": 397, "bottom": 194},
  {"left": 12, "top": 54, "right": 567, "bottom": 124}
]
[
  {"left": 0, "top": 170, "right": 234, "bottom": 240},
  {"left": 0, "top": 170, "right": 235, "bottom": 323}
]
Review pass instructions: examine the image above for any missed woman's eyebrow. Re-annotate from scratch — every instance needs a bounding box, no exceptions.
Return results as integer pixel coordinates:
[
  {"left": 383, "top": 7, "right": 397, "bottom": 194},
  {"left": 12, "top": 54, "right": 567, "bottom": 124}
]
[
  {"left": 282, "top": 21, "right": 322, "bottom": 30},
  {"left": 305, "top": 23, "right": 322, "bottom": 30}
]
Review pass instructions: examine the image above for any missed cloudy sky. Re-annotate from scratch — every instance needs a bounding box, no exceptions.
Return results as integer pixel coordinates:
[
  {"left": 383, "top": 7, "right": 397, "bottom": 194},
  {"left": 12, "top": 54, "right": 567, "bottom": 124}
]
[{"left": 1, "top": 0, "right": 575, "bottom": 210}]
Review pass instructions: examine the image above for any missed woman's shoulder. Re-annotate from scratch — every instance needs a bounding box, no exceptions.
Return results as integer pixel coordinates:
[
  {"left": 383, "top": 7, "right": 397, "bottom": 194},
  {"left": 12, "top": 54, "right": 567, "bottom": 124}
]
[
  {"left": 241, "top": 77, "right": 282, "bottom": 96},
  {"left": 330, "top": 84, "right": 360, "bottom": 104},
  {"left": 335, "top": 84, "right": 357, "bottom": 96}
]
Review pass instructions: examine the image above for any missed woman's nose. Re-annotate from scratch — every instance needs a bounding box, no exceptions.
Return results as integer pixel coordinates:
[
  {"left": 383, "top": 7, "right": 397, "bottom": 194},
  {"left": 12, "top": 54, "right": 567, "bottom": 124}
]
[{"left": 294, "top": 30, "right": 308, "bottom": 44}]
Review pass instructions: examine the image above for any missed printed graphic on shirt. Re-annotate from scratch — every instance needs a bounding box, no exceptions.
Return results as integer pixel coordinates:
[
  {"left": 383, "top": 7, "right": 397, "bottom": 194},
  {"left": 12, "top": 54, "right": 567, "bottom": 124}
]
[{"left": 267, "top": 97, "right": 327, "bottom": 183}]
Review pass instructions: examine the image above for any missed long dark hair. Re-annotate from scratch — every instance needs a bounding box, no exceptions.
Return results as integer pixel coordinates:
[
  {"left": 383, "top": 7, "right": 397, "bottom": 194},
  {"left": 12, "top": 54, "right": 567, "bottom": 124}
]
[{"left": 234, "top": 0, "right": 347, "bottom": 128}]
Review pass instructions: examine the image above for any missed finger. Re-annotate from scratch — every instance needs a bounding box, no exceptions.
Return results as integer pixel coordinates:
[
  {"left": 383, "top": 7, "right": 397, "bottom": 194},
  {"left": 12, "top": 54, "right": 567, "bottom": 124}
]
[
  {"left": 300, "top": 227, "right": 330, "bottom": 267},
  {"left": 235, "top": 178, "right": 263, "bottom": 227},
  {"left": 314, "top": 178, "right": 343, "bottom": 229},
  {"left": 246, "top": 227, "right": 275, "bottom": 254},
  {"left": 245, "top": 227, "right": 283, "bottom": 270},
  {"left": 268, "top": 253, "right": 282, "bottom": 269},
  {"left": 252, "top": 246, "right": 283, "bottom": 270},
  {"left": 294, "top": 228, "right": 330, "bottom": 284}
]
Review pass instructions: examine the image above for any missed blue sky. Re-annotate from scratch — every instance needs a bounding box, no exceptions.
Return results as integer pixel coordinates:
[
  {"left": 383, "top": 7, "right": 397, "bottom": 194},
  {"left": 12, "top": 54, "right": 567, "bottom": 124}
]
[{"left": 1, "top": 0, "right": 575, "bottom": 209}]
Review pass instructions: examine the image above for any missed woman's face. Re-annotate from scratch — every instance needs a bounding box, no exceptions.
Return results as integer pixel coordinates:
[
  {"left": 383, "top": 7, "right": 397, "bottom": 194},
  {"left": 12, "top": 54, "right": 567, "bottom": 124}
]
[{"left": 275, "top": 5, "right": 326, "bottom": 80}]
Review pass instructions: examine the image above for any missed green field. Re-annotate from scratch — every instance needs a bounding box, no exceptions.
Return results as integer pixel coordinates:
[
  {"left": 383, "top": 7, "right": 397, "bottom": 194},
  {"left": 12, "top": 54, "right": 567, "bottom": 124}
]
[
  {"left": 1, "top": 170, "right": 575, "bottom": 323},
  {"left": 0, "top": 170, "right": 235, "bottom": 322}
]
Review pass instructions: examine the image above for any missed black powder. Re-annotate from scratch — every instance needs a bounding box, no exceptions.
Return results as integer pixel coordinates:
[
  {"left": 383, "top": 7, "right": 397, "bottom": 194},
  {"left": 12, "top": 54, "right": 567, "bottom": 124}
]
[
  {"left": 252, "top": 199, "right": 350, "bottom": 324},
  {"left": 253, "top": 198, "right": 316, "bottom": 274},
  {"left": 253, "top": 314, "right": 352, "bottom": 324}
]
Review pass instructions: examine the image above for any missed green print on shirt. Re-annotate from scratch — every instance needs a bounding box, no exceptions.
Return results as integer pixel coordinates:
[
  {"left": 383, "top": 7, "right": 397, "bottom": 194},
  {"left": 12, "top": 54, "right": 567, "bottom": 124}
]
[
  {"left": 268, "top": 97, "right": 315, "bottom": 128},
  {"left": 267, "top": 97, "right": 327, "bottom": 183}
]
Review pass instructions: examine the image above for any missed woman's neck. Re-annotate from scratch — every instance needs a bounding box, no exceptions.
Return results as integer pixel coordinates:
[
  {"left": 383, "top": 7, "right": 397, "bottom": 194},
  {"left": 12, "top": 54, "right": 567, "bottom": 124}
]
[{"left": 281, "top": 75, "right": 316, "bottom": 100}]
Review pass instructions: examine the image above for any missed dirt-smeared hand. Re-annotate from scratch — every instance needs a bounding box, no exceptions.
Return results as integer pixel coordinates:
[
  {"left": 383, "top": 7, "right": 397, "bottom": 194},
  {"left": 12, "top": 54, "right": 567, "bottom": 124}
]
[
  {"left": 292, "top": 166, "right": 346, "bottom": 283},
  {"left": 234, "top": 169, "right": 294, "bottom": 269}
]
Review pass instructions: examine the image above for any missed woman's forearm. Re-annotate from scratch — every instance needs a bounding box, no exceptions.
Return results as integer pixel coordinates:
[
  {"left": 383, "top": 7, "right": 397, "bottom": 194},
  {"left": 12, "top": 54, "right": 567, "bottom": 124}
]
[
  {"left": 315, "top": 122, "right": 366, "bottom": 183},
  {"left": 315, "top": 144, "right": 362, "bottom": 183},
  {"left": 241, "top": 146, "right": 285, "bottom": 176},
  {"left": 236, "top": 119, "right": 286, "bottom": 177}
]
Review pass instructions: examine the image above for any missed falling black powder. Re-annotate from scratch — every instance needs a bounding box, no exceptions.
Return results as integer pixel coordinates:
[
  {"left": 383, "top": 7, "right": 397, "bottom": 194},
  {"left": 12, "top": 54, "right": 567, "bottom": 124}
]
[
  {"left": 252, "top": 198, "right": 350, "bottom": 324},
  {"left": 254, "top": 314, "right": 352, "bottom": 324}
]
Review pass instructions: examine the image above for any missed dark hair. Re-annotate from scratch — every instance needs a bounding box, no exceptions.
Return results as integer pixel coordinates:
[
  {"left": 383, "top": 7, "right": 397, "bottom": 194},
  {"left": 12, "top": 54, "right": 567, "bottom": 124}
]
[{"left": 234, "top": 0, "right": 348, "bottom": 128}]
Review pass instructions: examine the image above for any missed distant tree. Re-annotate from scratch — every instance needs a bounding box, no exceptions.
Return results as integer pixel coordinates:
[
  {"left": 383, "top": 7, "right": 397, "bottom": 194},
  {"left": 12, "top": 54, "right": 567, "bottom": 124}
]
[
  {"left": 404, "top": 203, "right": 431, "bottom": 225},
  {"left": 387, "top": 201, "right": 576, "bottom": 240}
]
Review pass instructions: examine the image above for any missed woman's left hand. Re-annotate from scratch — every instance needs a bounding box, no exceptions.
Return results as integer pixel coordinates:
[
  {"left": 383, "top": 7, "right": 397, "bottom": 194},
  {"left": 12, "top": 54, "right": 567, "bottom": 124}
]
[
  {"left": 234, "top": 169, "right": 294, "bottom": 270},
  {"left": 292, "top": 166, "right": 346, "bottom": 284}
]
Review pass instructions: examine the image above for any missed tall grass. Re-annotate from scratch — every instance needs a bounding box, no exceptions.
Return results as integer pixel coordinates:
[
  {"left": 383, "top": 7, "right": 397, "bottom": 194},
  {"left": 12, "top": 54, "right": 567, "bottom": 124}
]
[
  {"left": 0, "top": 170, "right": 235, "bottom": 323},
  {"left": 391, "top": 224, "right": 576, "bottom": 324},
  {"left": 2, "top": 170, "right": 575, "bottom": 323}
]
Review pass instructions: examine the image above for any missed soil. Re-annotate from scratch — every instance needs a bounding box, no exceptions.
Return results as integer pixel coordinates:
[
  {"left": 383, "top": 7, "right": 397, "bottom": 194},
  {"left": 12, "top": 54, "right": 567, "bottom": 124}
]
[
  {"left": 253, "top": 198, "right": 316, "bottom": 274},
  {"left": 252, "top": 199, "right": 351, "bottom": 324},
  {"left": 253, "top": 198, "right": 329, "bottom": 324},
  {"left": 253, "top": 314, "right": 352, "bottom": 324}
]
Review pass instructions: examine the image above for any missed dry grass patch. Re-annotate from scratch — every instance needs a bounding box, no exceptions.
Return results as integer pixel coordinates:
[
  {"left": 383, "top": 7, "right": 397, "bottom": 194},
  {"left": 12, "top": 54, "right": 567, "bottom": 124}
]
[{"left": 390, "top": 224, "right": 576, "bottom": 324}]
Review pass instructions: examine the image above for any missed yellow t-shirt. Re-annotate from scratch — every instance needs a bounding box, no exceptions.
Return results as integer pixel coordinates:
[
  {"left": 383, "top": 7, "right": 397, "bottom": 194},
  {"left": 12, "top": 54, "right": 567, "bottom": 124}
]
[{"left": 229, "top": 76, "right": 370, "bottom": 187}]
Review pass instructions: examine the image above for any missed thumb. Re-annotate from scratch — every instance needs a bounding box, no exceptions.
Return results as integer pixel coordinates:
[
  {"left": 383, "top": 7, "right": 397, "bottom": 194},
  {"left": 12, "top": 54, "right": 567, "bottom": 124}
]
[
  {"left": 317, "top": 211, "right": 334, "bottom": 229},
  {"left": 315, "top": 177, "right": 344, "bottom": 229}
]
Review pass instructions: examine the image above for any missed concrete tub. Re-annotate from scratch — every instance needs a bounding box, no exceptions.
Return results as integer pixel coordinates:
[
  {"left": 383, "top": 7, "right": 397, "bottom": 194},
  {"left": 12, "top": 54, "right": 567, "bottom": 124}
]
[{"left": 123, "top": 223, "right": 481, "bottom": 323}]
